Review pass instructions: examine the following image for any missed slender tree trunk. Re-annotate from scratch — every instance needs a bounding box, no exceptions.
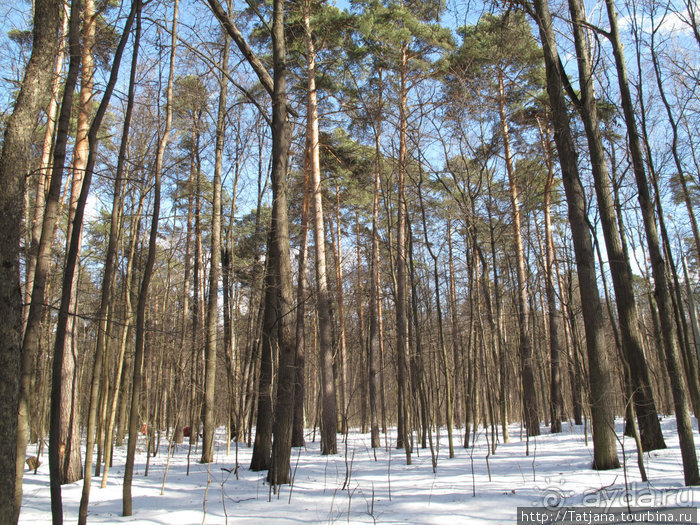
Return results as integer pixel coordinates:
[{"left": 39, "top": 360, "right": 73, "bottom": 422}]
[
  {"left": 201, "top": 17, "right": 229, "bottom": 465},
  {"left": 101, "top": 186, "right": 143, "bottom": 488},
  {"left": 396, "top": 42, "right": 411, "bottom": 464},
  {"left": 537, "top": 118, "right": 564, "bottom": 433},
  {"left": 355, "top": 211, "right": 367, "bottom": 432},
  {"left": 123, "top": 0, "right": 177, "bottom": 514},
  {"left": 447, "top": 220, "right": 463, "bottom": 430},
  {"left": 368, "top": 70, "right": 384, "bottom": 449},
  {"left": 603, "top": 0, "right": 698, "bottom": 483},
  {"left": 293, "top": 126, "right": 312, "bottom": 448},
  {"left": 304, "top": 4, "right": 337, "bottom": 455},
  {"left": 498, "top": 70, "right": 539, "bottom": 437}
]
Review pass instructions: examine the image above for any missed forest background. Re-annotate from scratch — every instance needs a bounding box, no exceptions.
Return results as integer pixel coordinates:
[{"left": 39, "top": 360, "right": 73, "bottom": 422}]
[{"left": 0, "top": 0, "right": 698, "bottom": 521}]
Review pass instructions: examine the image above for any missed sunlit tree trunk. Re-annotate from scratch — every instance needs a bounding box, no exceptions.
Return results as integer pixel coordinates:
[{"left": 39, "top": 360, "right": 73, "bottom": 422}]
[
  {"left": 201, "top": 16, "right": 229, "bottom": 465},
  {"left": 304, "top": 3, "right": 337, "bottom": 455},
  {"left": 498, "top": 69, "right": 539, "bottom": 437},
  {"left": 1, "top": 0, "right": 61, "bottom": 519}
]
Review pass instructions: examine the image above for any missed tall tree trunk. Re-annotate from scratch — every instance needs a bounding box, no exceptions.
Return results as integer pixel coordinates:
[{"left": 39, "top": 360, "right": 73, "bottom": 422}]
[
  {"left": 603, "top": 0, "right": 699, "bottom": 484},
  {"left": 498, "top": 69, "right": 539, "bottom": 437},
  {"left": 396, "top": 42, "right": 411, "bottom": 464},
  {"left": 1, "top": 0, "right": 60, "bottom": 520},
  {"left": 355, "top": 211, "right": 367, "bottom": 433},
  {"left": 333, "top": 182, "right": 349, "bottom": 435},
  {"left": 529, "top": 0, "right": 620, "bottom": 469},
  {"left": 58, "top": 0, "right": 98, "bottom": 486},
  {"left": 123, "top": 0, "right": 177, "bottom": 514},
  {"left": 78, "top": 1, "right": 141, "bottom": 520},
  {"left": 304, "top": 4, "right": 337, "bottom": 455},
  {"left": 566, "top": 0, "right": 665, "bottom": 452},
  {"left": 368, "top": 69, "right": 384, "bottom": 449},
  {"left": 268, "top": 0, "right": 297, "bottom": 485},
  {"left": 447, "top": 220, "right": 464, "bottom": 431},
  {"left": 201, "top": 17, "right": 229, "bottom": 465},
  {"left": 537, "top": 117, "right": 564, "bottom": 433},
  {"left": 292, "top": 139, "right": 311, "bottom": 448}
]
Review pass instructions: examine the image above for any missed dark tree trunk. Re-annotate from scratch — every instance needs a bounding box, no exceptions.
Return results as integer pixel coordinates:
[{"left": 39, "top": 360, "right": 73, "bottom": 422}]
[
  {"left": 250, "top": 231, "right": 275, "bottom": 472},
  {"left": 565, "top": 0, "right": 665, "bottom": 452},
  {"left": 123, "top": 0, "right": 177, "bottom": 514},
  {"left": 603, "top": 0, "right": 699, "bottom": 484},
  {"left": 268, "top": 0, "right": 297, "bottom": 485},
  {"left": 79, "top": 1, "right": 141, "bottom": 521},
  {"left": 1, "top": 0, "right": 60, "bottom": 519},
  {"left": 529, "top": 0, "right": 620, "bottom": 469}
]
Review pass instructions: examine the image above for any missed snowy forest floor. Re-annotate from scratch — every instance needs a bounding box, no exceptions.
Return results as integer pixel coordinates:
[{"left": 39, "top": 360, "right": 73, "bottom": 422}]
[{"left": 18, "top": 417, "right": 700, "bottom": 524}]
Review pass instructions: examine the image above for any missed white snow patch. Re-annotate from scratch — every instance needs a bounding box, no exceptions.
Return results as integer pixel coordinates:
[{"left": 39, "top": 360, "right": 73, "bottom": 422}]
[{"left": 18, "top": 417, "right": 700, "bottom": 524}]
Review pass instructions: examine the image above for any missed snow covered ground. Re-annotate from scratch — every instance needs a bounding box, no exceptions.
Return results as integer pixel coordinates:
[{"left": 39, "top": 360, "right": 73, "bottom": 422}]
[{"left": 18, "top": 417, "right": 700, "bottom": 524}]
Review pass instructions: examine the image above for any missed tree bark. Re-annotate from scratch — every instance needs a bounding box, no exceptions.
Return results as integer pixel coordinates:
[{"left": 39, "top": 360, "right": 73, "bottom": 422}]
[
  {"left": 304, "top": 3, "right": 337, "bottom": 455},
  {"left": 566, "top": 0, "right": 665, "bottom": 452},
  {"left": 201, "top": 16, "right": 230, "bottom": 465},
  {"left": 528, "top": 0, "right": 620, "bottom": 469},
  {"left": 1, "top": 0, "right": 60, "bottom": 520}
]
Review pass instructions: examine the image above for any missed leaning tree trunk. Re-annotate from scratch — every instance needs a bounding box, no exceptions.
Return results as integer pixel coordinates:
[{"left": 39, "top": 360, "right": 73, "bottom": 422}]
[
  {"left": 48, "top": 1, "right": 138, "bottom": 519},
  {"left": 0, "top": 0, "right": 60, "bottom": 520},
  {"left": 566, "top": 0, "right": 666, "bottom": 452},
  {"left": 529, "top": 0, "right": 620, "bottom": 469},
  {"left": 78, "top": 2, "right": 141, "bottom": 521},
  {"left": 123, "top": 0, "right": 177, "bottom": 515},
  {"left": 603, "top": 0, "right": 699, "bottom": 484}
]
